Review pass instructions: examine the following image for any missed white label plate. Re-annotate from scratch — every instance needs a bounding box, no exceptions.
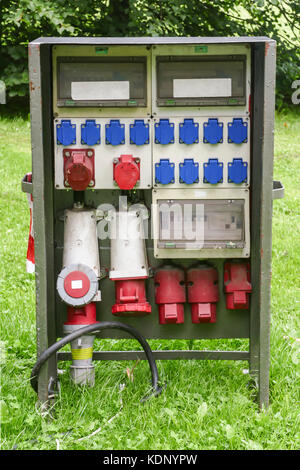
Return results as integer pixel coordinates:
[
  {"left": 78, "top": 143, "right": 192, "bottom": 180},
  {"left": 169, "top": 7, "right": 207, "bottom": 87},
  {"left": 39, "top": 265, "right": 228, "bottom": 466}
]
[
  {"left": 71, "top": 81, "right": 130, "bottom": 100},
  {"left": 173, "top": 78, "right": 232, "bottom": 98}
]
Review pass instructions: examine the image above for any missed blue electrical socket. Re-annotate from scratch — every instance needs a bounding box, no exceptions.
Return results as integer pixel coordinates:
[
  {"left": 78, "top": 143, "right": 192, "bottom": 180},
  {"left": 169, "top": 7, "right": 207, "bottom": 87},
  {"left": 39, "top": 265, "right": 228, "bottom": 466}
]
[
  {"left": 155, "top": 159, "right": 175, "bottom": 184},
  {"left": 81, "top": 120, "right": 100, "bottom": 146},
  {"left": 228, "top": 158, "right": 248, "bottom": 184},
  {"left": 179, "top": 159, "right": 199, "bottom": 184},
  {"left": 203, "top": 118, "right": 223, "bottom": 144},
  {"left": 228, "top": 118, "right": 248, "bottom": 144},
  {"left": 130, "top": 120, "right": 149, "bottom": 145},
  {"left": 155, "top": 119, "right": 174, "bottom": 145},
  {"left": 179, "top": 119, "right": 199, "bottom": 144},
  {"left": 56, "top": 120, "right": 76, "bottom": 146},
  {"left": 105, "top": 120, "right": 125, "bottom": 145},
  {"left": 203, "top": 158, "right": 223, "bottom": 184}
]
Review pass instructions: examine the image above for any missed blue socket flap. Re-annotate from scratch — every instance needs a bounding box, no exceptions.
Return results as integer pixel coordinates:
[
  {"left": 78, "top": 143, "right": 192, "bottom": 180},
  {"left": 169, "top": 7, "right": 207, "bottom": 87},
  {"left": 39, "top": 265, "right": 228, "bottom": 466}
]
[
  {"left": 179, "top": 119, "right": 199, "bottom": 144},
  {"left": 228, "top": 158, "right": 248, "bottom": 184},
  {"left": 203, "top": 158, "right": 223, "bottom": 184},
  {"left": 155, "top": 119, "right": 174, "bottom": 145},
  {"left": 228, "top": 118, "right": 248, "bottom": 144},
  {"left": 155, "top": 159, "right": 175, "bottom": 185},
  {"left": 179, "top": 159, "right": 199, "bottom": 184},
  {"left": 203, "top": 118, "right": 223, "bottom": 144},
  {"left": 57, "top": 120, "right": 76, "bottom": 146},
  {"left": 106, "top": 119, "right": 125, "bottom": 146},
  {"left": 81, "top": 120, "right": 100, "bottom": 146},
  {"left": 130, "top": 120, "right": 149, "bottom": 146}
]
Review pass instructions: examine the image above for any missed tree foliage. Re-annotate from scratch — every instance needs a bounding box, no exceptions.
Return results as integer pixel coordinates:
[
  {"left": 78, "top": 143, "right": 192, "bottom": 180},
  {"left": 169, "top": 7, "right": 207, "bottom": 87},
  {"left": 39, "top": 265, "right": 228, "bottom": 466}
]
[{"left": 1, "top": 0, "right": 299, "bottom": 111}]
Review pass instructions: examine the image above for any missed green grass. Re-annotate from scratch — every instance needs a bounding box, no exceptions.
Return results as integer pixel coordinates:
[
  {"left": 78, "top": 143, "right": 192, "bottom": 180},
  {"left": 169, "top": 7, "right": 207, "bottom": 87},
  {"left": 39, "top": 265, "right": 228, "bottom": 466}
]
[{"left": 0, "top": 111, "right": 299, "bottom": 450}]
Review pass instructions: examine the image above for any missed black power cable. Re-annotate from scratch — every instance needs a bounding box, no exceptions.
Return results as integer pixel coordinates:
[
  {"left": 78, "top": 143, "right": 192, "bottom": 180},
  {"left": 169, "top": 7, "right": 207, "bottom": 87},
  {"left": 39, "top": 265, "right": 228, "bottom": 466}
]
[{"left": 30, "top": 321, "right": 164, "bottom": 402}]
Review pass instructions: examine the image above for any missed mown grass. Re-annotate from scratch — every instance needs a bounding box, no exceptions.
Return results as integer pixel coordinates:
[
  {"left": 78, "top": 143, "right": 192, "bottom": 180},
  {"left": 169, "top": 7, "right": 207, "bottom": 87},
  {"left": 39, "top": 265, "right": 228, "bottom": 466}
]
[{"left": 0, "top": 111, "right": 299, "bottom": 450}]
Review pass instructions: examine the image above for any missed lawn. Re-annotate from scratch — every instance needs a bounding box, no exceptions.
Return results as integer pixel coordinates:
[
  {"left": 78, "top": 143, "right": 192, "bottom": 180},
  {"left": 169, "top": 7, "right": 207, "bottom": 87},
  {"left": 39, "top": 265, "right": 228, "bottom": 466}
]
[{"left": 0, "top": 110, "right": 299, "bottom": 450}]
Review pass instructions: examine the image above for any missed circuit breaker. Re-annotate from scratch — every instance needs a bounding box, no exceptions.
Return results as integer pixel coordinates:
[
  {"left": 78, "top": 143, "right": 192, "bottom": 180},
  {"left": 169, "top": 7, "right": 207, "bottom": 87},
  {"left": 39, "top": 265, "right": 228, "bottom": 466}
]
[{"left": 25, "top": 37, "right": 280, "bottom": 408}]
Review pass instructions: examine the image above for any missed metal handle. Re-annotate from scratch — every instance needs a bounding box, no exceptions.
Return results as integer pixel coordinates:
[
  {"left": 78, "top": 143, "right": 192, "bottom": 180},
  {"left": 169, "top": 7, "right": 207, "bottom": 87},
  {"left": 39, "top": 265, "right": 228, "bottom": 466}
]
[
  {"left": 21, "top": 173, "right": 33, "bottom": 194},
  {"left": 273, "top": 180, "right": 284, "bottom": 200}
]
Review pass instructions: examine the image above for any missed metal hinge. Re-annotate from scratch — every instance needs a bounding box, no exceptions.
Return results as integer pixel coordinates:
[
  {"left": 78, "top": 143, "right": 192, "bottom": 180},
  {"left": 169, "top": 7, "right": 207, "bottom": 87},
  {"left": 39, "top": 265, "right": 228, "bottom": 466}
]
[{"left": 273, "top": 180, "right": 284, "bottom": 199}]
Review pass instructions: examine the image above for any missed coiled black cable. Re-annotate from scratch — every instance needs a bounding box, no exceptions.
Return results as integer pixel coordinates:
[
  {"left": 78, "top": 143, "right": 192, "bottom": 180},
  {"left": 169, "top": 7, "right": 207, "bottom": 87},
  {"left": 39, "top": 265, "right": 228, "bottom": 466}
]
[{"left": 30, "top": 321, "right": 163, "bottom": 402}]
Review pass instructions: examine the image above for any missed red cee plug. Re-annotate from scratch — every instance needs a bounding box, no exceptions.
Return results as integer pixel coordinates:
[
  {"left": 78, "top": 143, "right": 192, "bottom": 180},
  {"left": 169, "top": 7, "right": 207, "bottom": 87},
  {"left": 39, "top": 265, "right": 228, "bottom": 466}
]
[
  {"left": 224, "top": 262, "right": 252, "bottom": 309},
  {"left": 187, "top": 266, "right": 219, "bottom": 323},
  {"left": 64, "top": 302, "right": 97, "bottom": 326},
  {"left": 154, "top": 267, "right": 186, "bottom": 324}
]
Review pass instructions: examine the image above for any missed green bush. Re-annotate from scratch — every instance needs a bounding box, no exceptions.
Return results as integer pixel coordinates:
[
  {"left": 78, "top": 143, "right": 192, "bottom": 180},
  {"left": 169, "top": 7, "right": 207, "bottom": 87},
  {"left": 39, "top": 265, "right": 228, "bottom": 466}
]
[{"left": 1, "top": 0, "right": 299, "bottom": 112}]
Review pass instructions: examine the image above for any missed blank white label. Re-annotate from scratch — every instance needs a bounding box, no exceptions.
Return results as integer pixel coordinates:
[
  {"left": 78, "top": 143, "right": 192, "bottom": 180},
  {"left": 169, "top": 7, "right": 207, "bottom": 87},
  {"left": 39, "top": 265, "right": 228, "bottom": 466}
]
[
  {"left": 71, "top": 81, "right": 130, "bottom": 100},
  {"left": 71, "top": 280, "right": 83, "bottom": 290},
  {"left": 173, "top": 78, "right": 232, "bottom": 98}
]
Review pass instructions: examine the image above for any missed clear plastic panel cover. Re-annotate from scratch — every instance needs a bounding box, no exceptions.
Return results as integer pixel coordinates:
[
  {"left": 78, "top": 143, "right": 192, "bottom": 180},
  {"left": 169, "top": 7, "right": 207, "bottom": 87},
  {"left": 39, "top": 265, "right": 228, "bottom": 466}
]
[
  {"left": 157, "top": 199, "right": 245, "bottom": 249},
  {"left": 157, "top": 55, "right": 246, "bottom": 106},
  {"left": 57, "top": 57, "right": 147, "bottom": 107}
]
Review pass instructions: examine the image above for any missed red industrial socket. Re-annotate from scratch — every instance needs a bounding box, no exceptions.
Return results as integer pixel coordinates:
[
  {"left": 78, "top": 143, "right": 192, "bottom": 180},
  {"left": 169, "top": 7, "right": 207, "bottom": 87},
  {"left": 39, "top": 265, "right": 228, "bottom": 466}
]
[
  {"left": 112, "top": 278, "right": 151, "bottom": 316},
  {"left": 64, "top": 302, "right": 97, "bottom": 326},
  {"left": 224, "top": 262, "right": 252, "bottom": 309},
  {"left": 63, "top": 149, "right": 95, "bottom": 191},
  {"left": 154, "top": 267, "right": 186, "bottom": 324},
  {"left": 113, "top": 155, "right": 140, "bottom": 190},
  {"left": 187, "top": 265, "right": 219, "bottom": 323}
]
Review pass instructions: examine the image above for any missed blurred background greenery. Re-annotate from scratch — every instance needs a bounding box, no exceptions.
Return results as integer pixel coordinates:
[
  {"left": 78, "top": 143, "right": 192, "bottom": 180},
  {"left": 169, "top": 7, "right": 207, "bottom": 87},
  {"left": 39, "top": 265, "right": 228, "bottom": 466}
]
[{"left": 1, "top": 0, "right": 300, "bottom": 114}]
